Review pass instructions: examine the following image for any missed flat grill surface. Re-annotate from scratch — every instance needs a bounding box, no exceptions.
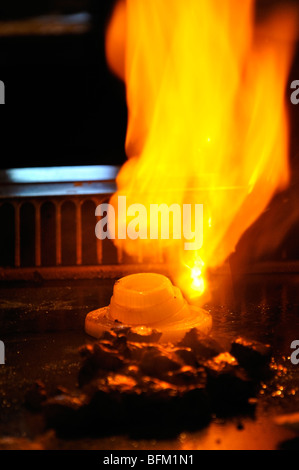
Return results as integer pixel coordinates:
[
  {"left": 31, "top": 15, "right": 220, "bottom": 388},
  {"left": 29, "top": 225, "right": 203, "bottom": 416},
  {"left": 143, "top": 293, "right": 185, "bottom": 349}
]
[{"left": 0, "top": 273, "right": 299, "bottom": 450}]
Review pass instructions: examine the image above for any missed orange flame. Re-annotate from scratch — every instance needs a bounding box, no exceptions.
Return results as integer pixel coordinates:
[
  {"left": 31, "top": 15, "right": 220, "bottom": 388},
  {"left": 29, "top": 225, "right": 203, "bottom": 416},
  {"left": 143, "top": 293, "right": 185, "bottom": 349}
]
[{"left": 105, "top": 0, "right": 298, "bottom": 302}]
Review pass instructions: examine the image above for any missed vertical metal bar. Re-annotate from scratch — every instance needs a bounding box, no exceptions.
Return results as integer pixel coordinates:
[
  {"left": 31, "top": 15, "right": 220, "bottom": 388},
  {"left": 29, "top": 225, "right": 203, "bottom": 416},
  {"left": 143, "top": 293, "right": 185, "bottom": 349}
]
[
  {"left": 76, "top": 201, "right": 82, "bottom": 266},
  {"left": 14, "top": 203, "right": 21, "bottom": 267},
  {"left": 94, "top": 198, "right": 102, "bottom": 265},
  {"left": 117, "top": 247, "right": 124, "bottom": 265},
  {"left": 35, "top": 202, "right": 41, "bottom": 267},
  {"left": 96, "top": 238, "right": 103, "bottom": 265},
  {"left": 137, "top": 243, "right": 143, "bottom": 264},
  {"left": 56, "top": 202, "right": 62, "bottom": 266}
]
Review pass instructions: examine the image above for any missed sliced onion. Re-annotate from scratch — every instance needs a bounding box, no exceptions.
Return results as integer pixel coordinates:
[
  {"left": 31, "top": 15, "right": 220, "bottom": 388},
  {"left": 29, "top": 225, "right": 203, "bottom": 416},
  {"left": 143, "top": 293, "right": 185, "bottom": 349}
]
[
  {"left": 112, "top": 273, "right": 174, "bottom": 308},
  {"left": 85, "top": 273, "right": 212, "bottom": 342}
]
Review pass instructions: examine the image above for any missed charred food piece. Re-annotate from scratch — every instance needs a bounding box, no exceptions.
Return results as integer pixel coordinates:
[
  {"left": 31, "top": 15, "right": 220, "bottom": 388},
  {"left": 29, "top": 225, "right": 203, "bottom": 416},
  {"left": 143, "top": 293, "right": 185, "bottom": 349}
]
[
  {"left": 204, "top": 352, "right": 257, "bottom": 413},
  {"left": 43, "top": 393, "right": 89, "bottom": 437},
  {"left": 78, "top": 342, "right": 125, "bottom": 387},
  {"left": 174, "top": 347, "right": 198, "bottom": 367},
  {"left": 230, "top": 337, "right": 272, "bottom": 377},
  {"left": 124, "top": 342, "right": 166, "bottom": 363},
  {"left": 139, "top": 348, "right": 181, "bottom": 379},
  {"left": 80, "top": 342, "right": 124, "bottom": 371},
  {"left": 165, "top": 365, "right": 207, "bottom": 387},
  {"left": 100, "top": 330, "right": 118, "bottom": 342},
  {"left": 178, "top": 328, "right": 225, "bottom": 360},
  {"left": 85, "top": 375, "right": 181, "bottom": 434},
  {"left": 24, "top": 380, "right": 47, "bottom": 411},
  {"left": 113, "top": 326, "right": 163, "bottom": 343}
]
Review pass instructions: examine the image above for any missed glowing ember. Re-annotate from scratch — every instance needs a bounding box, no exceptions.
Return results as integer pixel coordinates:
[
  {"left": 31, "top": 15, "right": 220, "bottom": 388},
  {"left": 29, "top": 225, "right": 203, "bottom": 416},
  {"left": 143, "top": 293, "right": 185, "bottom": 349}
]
[{"left": 106, "top": 0, "right": 298, "bottom": 302}]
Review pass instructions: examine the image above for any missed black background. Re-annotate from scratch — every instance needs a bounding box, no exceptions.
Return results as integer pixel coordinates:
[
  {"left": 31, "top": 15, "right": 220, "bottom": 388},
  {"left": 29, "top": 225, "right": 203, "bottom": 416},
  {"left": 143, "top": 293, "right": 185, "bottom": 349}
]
[{"left": 0, "top": 0, "right": 128, "bottom": 169}]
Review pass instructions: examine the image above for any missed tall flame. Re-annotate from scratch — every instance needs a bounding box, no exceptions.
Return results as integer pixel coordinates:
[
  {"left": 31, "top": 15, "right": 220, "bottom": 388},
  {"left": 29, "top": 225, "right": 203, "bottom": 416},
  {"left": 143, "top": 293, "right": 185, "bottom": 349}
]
[{"left": 105, "top": 0, "right": 297, "bottom": 302}]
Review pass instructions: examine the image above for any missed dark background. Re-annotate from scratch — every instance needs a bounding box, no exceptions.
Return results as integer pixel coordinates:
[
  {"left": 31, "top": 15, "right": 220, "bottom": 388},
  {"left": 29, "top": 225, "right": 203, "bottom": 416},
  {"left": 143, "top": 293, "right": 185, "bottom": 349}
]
[{"left": 0, "top": 0, "right": 128, "bottom": 168}]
